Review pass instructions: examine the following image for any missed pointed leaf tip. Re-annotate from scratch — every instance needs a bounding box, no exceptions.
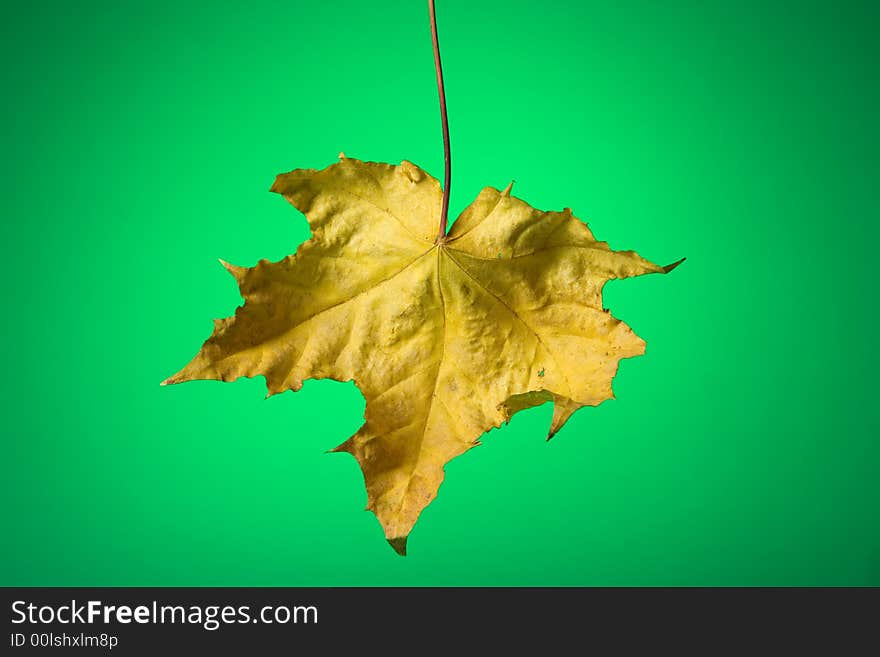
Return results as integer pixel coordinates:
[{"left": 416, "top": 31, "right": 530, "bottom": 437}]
[
  {"left": 218, "top": 258, "right": 246, "bottom": 281},
  {"left": 663, "top": 257, "right": 686, "bottom": 273},
  {"left": 387, "top": 536, "right": 408, "bottom": 556}
]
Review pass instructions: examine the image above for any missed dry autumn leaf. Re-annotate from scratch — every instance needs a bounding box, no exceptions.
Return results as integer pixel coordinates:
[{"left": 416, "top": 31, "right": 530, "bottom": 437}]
[{"left": 163, "top": 156, "right": 681, "bottom": 554}]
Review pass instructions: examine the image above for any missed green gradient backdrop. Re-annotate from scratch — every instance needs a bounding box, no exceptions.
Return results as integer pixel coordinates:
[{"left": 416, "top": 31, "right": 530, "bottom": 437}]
[{"left": 1, "top": 0, "right": 877, "bottom": 585}]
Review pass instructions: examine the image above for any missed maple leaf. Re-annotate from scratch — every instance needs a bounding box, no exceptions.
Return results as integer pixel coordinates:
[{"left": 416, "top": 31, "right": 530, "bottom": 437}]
[{"left": 163, "top": 157, "right": 680, "bottom": 554}]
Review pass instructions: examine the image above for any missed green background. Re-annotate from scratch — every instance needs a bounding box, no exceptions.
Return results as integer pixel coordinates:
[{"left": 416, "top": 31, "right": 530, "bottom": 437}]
[{"left": 1, "top": 0, "right": 877, "bottom": 585}]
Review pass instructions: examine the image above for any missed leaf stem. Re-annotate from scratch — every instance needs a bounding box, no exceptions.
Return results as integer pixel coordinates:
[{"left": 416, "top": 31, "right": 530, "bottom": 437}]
[{"left": 429, "top": 0, "right": 451, "bottom": 241}]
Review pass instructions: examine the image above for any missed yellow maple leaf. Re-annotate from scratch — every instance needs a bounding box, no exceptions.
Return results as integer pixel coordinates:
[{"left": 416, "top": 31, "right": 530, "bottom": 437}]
[{"left": 163, "top": 156, "right": 680, "bottom": 554}]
